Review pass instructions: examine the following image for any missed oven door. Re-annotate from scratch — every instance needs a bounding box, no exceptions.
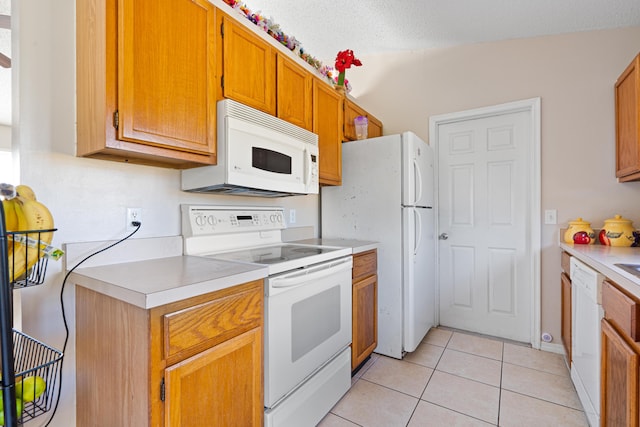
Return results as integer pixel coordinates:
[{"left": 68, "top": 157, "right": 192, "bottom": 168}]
[
  {"left": 264, "top": 256, "right": 352, "bottom": 408},
  {"left": 225, "top": 116, "right": 319, "bottom": 194}
]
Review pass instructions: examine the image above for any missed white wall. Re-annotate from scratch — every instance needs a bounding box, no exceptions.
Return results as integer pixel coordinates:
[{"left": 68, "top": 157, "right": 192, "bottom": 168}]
[
  {"left": 347, "top": 27, "right": 640, "bottom": 347},
  {"left": 0, "top": 125, "right": 9, "bottom": 150},
  {"left": 13, "top": 1, "right": 318, "bottom": 425}
]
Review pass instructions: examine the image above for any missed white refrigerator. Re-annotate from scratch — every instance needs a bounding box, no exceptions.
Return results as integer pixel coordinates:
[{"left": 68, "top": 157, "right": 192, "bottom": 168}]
[{"left": 321, "top": 131, "right": 435, "bottom": 359}]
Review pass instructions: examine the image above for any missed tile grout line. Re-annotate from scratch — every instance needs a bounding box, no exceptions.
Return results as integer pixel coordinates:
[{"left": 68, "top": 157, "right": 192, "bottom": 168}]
[{"left": 497, "top": 342, "right": 504, "bottom": 426}]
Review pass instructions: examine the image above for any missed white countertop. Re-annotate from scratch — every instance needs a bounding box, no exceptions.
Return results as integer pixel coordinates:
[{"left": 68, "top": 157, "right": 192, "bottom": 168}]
[
  {"left": 70, "top": 255, "right": 268, "bottom": 309},
  {"left": 559, "top": 242, "right": 640, "bottom": 297},
  {"left": 293, "top": 238, "right": 378, "bottom": 254}
]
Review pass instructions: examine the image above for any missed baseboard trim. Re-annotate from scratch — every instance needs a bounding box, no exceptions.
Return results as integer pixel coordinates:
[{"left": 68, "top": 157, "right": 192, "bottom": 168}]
[{"left": 540, "top": 341, "right": 565, "bottom": 355}]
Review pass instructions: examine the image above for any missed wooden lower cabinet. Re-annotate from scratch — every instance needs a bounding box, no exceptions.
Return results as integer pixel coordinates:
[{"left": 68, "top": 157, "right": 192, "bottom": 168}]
[
  {"left": 165, "top": 328, "right": 262, "bottom": 426},
  {"left": 561, "top": 272, "right": 572, "bottom": 361},
  {"left": 76, "top": 279, "right": 263, "bottom": 426},
  {"left": 601, "top": 319, "right": 639, "bottom": 427},
  {"left": 601, "top": 279, "right": 640, "bottom": 427},
  {"left": 560, "top": 251, "right": 572, "bottom": 362},
  {"left": 351, "top": 249, "right": 378, "bottom": 371}
]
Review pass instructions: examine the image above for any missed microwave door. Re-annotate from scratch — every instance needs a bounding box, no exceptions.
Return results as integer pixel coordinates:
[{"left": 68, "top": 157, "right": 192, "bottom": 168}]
[{"left": 226, "top": 117, "right": 317, "bottom": 194}]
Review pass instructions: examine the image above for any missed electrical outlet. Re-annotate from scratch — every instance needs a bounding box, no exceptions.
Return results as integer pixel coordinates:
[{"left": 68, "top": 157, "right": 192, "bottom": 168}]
[
  {"left": 126, "top": 207, "right": 142, "bottom": 231},
  {"left": 289, "top": 209, "right": 296, "bottom": 224}
]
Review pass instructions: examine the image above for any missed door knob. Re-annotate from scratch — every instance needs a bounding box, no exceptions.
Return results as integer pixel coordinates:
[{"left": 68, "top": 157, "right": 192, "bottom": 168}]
[{"left": 439, "top": 233, "right": 449, "bottom": 240}]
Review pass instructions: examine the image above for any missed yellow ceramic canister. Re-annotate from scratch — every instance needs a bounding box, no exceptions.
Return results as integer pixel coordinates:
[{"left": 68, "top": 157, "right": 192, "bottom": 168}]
[
  {"left": 600, "top": 215, "right": 635, "bottom": 246},
  {"left": 564, "top": 218, "right": 596, "bottom": 244}
]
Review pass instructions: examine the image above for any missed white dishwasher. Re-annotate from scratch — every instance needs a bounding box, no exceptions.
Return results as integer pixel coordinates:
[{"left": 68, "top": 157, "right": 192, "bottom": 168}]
[{"left": 570, "top": 257, "right": 604, "bottom": 427}]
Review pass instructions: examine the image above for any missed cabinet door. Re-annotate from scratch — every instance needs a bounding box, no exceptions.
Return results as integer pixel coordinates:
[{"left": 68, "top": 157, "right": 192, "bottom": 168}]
[
  {"left": 313, "top": 80, "right": 343, "bottom": 185},
  {"left": 601, "top": 319, "right": 639, "bottom": 427},
  {"left": 221, "top": 16, "right": 276, "bottom": 115},
  {"left": 561, "top": 272, "right": 571, "bottom": 362},
  {"left": 368, "top": 115, "right": 383, "bottom": 138},
  {"left": 118, "top": 0, "right": 217, "bottom": 156},
  {"left": 343, "top": 99, "right": 366, "bottom": 141},
  {"left": 615, "top": 54, "right": 640, "bottom": 182},
  {"left": 352, "top": 274, "right": 377, "bottom": 370},
  {"left": 165, "top": 328, "right": 263, "bottom": 427},
  {"left": 277, "top": 54, "right": 313, "bottom": 131},
  {"left": 343, "top": 99, "right": 383, "bottom": 141}
]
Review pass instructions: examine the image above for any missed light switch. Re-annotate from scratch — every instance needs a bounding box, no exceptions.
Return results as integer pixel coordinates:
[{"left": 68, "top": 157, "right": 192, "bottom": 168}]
[{"left": 544, "top": 209, "right": 557, "bottom": 225}]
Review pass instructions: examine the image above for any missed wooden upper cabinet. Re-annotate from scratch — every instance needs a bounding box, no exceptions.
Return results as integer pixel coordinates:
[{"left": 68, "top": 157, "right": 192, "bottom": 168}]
[
  {"left": 76, "top": 0, "right": 217, "bottom": 168},
  {"left": 277, "top": 54, "right": 313, "bottom": 131},
  {"left": 221, "top": 15, "right": 276, "bottom": 115},
  {"left": 615, "top": 53, "right": 640, "bottom": 182},
  {"left": 343, "top": 99, "right": 383, "bottom": 141},
  {"left": 313, "top": 79, "right": 344, "bottom": 186}
]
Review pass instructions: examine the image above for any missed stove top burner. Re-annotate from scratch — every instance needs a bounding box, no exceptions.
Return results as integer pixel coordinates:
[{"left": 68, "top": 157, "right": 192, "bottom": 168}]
[{"left": 210, "top": 244, "right": 332, "bottom": 265}]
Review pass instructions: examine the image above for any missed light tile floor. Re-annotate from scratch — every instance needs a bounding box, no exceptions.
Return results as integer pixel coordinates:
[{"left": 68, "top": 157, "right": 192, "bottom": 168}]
[{"left": 318, "top": 327, "right": 589, "bottom": 427}]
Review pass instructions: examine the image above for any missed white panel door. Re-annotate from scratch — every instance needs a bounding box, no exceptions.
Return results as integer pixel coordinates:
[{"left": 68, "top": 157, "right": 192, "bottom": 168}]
[{"left": 437, "top": 110, "right": 532, "bottom": 342}]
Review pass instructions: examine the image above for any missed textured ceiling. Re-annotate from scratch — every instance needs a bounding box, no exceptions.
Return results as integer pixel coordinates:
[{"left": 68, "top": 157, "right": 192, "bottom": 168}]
[
  {"left": 1, "top": 1, "right": 640, "bottom": 127},
  {"left": 246, "top": 0, "right": 640, "bottom": 62}
]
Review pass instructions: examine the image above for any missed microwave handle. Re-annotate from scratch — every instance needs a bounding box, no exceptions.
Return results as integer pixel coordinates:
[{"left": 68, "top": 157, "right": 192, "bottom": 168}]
[{"left": 305, "top": 148, "right": 312, "bottom": 186}]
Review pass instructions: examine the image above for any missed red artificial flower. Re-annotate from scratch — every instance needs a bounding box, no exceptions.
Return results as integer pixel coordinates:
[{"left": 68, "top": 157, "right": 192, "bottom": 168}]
[{"left": 335, "top": 50, "right": 362, "bottom": 73}]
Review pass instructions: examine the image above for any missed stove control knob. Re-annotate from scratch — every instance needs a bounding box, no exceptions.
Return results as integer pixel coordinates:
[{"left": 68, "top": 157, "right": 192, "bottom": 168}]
[{"left": 195, "top": 215, "right": 206, "bottom": 227}]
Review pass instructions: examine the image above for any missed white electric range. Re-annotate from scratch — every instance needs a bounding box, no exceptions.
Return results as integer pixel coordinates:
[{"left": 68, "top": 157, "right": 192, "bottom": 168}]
[{"left": 182, "top": 205, "right": 353, "bottom": 427}]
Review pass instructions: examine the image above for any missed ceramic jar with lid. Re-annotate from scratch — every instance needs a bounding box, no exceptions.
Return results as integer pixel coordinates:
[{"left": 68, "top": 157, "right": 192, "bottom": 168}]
[
  {"left": 599, "top": 215, "right": 636, "bottom": 246},
  {"left": 564, "top": 218, "right": 596, "bottom": 244}
]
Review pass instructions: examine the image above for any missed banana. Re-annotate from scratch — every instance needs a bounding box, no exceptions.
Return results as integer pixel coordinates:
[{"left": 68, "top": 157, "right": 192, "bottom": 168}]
[
  {"left": 2, "top": 198, "right": 19, "bottom": 260},
  {"left": 15, "top": 185, "right": 37, "bottom": 201},
  {"left": 9, "top": 197, "right": 54, "bottom": 283},
  {"left": 2, "top": 198, "right": 19, "bottom": 231}
]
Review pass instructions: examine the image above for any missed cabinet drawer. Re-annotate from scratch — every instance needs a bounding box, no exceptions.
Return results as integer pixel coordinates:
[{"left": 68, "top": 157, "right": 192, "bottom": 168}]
[
  {"left": 163, "top": 287, "right": 262, "bottom": 360},
  {"left": 353, "top": 250, "right": 377, "bottom": 281},
  {"left": 602, "top": 280, "right": 640, "bottom": 341},
  {"left": 561, "top": 251, "right": 571, "bottom": 274}
]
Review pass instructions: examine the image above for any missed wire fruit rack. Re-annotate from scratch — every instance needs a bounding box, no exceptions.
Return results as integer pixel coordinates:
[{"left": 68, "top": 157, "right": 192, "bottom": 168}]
[{"left": 0, "top": 208, "right": 63, "bottom": 426}]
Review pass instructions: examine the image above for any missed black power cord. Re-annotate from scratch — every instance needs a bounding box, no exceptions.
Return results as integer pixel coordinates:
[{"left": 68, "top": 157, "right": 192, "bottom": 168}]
[{"left": 42, "top": 222, "right": 142, "bottom": 426}]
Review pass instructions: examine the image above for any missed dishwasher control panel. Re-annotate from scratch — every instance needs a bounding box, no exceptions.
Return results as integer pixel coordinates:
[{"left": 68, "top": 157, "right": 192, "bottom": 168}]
[{"left": 570, "top": 257, "right": 604, "bottom": 304}]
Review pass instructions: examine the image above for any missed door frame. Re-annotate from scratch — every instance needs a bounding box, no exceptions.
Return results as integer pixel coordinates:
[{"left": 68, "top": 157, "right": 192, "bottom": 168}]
[{"left": 428, "top": 97, "right": 542, "bottom": 349}]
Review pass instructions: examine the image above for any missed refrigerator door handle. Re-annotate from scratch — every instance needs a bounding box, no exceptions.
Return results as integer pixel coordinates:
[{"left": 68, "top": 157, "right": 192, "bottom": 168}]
[
  {"left": 414, "top": 208, "right": 422, "bottom": 255},
  {"left": 413, "top": 159, "right": 423, "bottom": 206}
]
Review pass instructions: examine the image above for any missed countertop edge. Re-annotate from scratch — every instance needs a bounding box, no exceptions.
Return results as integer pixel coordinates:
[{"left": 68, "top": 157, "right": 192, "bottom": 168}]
[
  {"left": 70, "top": 257, "right": 269, "bottom": 309},
  {"left": 559, "top": 242, "right": 640, "bottom": 298}
]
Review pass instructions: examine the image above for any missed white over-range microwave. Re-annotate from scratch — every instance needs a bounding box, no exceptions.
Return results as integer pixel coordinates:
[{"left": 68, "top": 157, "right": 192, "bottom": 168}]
[{"left": 181, "top": 99, "right": 319, "bottom": 197}]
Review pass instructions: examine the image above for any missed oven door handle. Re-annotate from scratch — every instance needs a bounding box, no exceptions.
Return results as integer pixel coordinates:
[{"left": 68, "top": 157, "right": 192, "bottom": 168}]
[{"left": 271, "top": 258, "right": 352, "bottom": 288}]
